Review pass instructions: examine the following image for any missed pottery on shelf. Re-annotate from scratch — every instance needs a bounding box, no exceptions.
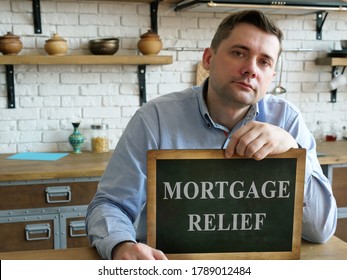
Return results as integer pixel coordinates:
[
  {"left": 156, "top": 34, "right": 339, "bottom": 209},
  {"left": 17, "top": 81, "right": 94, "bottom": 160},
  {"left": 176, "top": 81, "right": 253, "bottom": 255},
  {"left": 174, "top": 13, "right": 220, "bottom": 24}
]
[
  {"left": 44, "top": 33, "right": 68, "bottom": 56},
  {"left": 137, "top": 30, "right": 162, "bottom": 55},
  {"left": 0, "top": 32, "right": 23, "bottom": 55},
  {"left": 88, "top": 38, "right": 120, "bottom": 55},
  {"left": 68, "top": 122, "right": 85, "bottom": 154}
]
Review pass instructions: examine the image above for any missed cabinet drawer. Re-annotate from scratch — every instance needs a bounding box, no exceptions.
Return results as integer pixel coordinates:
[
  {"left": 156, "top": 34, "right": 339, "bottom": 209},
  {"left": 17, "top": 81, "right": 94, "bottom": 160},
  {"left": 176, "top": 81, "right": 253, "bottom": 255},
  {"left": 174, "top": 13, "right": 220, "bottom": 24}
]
[
  {"left": 335, "top": 218, "right": 347, "bottom": 242},
  {"left": 0, "top": 215, "right": 59, "bottom": 252},
  {"left": 59, "top": 210, "right": 90, "bottom": 249},
  {"left": 66, "top": 217, "right": 89, "bottom": 248},
  {"left": 0, "top": 180, "right": 98, "bottom": 210},
  {"left": 331, "top": 167, "right": 347, "bottom": 207}
]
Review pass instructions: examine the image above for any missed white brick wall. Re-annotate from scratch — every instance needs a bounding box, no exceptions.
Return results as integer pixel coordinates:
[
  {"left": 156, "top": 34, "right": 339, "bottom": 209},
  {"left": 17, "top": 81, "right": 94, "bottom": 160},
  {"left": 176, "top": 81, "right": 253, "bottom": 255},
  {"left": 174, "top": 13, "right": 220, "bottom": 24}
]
[{"left": 0, "top": 0, "right": 347, "bottom": 154}]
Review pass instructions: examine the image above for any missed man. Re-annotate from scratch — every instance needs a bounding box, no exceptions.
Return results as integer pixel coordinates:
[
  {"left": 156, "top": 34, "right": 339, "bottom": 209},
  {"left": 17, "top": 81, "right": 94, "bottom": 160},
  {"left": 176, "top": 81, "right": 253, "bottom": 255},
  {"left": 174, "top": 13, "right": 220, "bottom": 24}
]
[{"left": 86, "top": 10, "right": 337, "bottom": 260}]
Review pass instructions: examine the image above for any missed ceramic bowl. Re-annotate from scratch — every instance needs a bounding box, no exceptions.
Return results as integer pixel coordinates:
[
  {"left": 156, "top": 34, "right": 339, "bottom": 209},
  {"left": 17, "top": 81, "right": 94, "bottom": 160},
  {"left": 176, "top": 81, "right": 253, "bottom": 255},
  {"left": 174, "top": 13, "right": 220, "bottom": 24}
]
[{"left": 88, "top": 38, "right": 119, "bottom": 55}]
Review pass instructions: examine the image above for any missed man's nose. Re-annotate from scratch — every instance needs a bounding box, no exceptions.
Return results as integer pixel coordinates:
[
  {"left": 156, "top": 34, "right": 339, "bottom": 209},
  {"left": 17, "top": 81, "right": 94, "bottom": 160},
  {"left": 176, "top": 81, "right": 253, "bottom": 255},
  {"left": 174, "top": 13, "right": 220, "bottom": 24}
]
[{"left": 241, "top": 60, "right": 257, "bottom": 78}]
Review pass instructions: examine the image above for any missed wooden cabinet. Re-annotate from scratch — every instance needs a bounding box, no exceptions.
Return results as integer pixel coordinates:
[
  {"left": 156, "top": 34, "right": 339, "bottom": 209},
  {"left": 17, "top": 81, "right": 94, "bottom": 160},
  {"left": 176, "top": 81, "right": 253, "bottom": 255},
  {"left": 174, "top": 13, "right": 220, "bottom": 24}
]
[
  {"left": 317, "top": 141, "right": 347, "bottom": 242},
  {"left": 322, "top": 165, "right": 347, "bottom": 242},
  {"left": 0, "top": 178, "right": 98, "bottom": 252},
  {"left": 0, "top": 151, "right": 113, "bottom": 253}
]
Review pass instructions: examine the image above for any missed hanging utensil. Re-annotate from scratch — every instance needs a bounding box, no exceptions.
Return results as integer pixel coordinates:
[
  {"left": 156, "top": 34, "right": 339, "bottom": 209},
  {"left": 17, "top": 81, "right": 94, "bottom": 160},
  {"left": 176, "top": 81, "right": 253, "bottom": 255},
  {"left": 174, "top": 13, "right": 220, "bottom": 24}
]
[{"left": 272, "top": 56, "right": 286, "bottom": 95}]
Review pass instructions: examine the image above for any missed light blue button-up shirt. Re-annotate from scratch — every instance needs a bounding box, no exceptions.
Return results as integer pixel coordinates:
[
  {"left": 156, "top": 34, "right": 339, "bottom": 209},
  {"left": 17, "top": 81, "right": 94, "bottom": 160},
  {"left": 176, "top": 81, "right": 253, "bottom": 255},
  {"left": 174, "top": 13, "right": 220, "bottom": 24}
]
[{"left": 86, "top": 82, "right": 337, "bottom": 259}]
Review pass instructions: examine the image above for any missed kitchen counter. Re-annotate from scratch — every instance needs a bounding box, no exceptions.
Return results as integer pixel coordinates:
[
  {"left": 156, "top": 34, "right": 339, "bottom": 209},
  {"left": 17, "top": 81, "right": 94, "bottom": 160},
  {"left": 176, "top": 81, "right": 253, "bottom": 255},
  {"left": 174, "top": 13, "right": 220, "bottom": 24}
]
[
  {"left": 0, "top": 236, "right": 345, "bottom": 260},
  {"left": 0, "top": 144, "right": 347, "bottom": 254},
  {"left": 0, "top": 151, "right": 114, "bottom": 252},
  {"left": 1, "top": 141, "right": 346, "bottom": 182},
  {"left": 316, "top": 141, "right": 347, "bottom": 165},
  {"left": 0, "top": 151, "right": 113, "bottom": 182}
]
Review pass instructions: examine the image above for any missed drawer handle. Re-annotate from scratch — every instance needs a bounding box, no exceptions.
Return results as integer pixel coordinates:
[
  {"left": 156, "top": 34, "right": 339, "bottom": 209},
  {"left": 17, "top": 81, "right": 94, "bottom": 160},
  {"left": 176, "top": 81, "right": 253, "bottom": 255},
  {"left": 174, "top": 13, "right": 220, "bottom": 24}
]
[
  {"left": 25, "top": 223, "right": 51, "bottom": 241},
  {"left": 69, "top": 220, "right": 87, "bottom": 237},
  {"left": 45, "top": 186, "right": 71, "bottom": 203}
]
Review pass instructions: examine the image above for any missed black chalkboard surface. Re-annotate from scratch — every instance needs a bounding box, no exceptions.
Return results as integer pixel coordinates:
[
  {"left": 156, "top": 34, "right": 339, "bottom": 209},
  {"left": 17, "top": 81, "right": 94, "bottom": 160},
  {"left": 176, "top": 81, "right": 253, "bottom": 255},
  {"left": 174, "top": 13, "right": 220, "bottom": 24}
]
[{"left": 147, "top": 149, "right": 306, "bottom": 260}]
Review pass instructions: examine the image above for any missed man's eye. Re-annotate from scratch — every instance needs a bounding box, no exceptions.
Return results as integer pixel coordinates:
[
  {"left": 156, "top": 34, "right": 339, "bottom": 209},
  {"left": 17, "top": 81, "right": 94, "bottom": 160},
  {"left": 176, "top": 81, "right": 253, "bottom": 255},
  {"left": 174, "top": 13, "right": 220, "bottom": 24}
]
[
  {"left": 232, "top": 51, "right": 245, "bottom": 57},
  {"left": 260, "top": 59, "right": 271, "bottom": 67}
]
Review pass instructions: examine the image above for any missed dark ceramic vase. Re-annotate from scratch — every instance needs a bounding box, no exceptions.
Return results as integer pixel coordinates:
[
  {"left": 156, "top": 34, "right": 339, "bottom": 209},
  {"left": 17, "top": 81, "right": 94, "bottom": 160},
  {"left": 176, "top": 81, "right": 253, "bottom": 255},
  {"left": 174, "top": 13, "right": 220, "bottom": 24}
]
[{"left": 68, "top": 122, "right": 85, "bottom": 154}]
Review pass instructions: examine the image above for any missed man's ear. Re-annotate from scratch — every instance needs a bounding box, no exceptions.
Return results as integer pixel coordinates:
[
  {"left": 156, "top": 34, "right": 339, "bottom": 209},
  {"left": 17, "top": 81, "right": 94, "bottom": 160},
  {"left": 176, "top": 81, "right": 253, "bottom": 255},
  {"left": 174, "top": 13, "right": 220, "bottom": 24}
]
[{"left": 202, "top": 48, "right": 213, "bottom": 70}]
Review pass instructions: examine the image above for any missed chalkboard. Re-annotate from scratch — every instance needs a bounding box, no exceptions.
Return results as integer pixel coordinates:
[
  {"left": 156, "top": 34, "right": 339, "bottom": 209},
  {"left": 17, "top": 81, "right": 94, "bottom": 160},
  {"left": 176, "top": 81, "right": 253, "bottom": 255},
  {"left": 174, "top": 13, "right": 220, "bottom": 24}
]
[{"left": 147, "top": 149, "right": 306, "bottom": 260}]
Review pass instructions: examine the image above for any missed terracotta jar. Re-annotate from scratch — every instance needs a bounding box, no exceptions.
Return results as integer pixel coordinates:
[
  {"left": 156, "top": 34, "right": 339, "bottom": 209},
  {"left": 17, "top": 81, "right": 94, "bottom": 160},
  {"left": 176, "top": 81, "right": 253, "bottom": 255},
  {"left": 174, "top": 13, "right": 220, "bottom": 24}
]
[
  {"left": 0, "top": 32, "right": 23, "bottom": 55},
  {"left": 44, "top": 33, "right": 68, "bottom": 56},
  {"left": 137, "top": 30, "right": 162, "bottom": 55}
]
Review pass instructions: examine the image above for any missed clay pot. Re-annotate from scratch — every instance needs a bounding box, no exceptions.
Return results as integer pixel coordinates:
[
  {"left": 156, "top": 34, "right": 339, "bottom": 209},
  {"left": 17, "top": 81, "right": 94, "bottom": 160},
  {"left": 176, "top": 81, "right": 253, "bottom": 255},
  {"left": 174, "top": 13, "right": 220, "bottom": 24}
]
[
  {"left": 137, "top": 30, "right": 162, "bottom": 55},
  {"left": 0, "top": 32, "right": 23, "bottom": 55},
  {"left": 44, "top": 33, "right": 68, "bottom": 56}
]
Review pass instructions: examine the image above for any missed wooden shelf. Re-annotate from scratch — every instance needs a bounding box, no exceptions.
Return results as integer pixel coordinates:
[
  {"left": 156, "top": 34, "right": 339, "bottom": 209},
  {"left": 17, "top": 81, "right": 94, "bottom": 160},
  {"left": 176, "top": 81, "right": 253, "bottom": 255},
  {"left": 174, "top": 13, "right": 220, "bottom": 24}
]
[
  {"left": 1, "top": 55, "right": 173, "bottom": 109},
  {"left": 315, "top": 57, "right": 347, "bottom": 66},
  {"left": 315, "top": 56, "right": 347, "bottom": 103},
  {"left": 8, "top": 0, "right": 177, "bottom": 108},
  {"left": 0, "top": 55, "right": 173, "bottom": 65},
  {"left": 79, "top": 0, "right": 180, "bottom": 3}
]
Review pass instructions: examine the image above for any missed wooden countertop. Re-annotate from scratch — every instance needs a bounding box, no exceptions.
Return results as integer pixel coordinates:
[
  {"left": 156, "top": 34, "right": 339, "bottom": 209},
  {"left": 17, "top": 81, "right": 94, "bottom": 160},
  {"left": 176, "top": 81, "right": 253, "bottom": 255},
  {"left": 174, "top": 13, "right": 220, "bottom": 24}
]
[
  {"left": 0, "top": 141, "right": 346, "bottom": 182},
  {"left": 300, "top": 236, "right": 347, "bottom": 260},
  {"left": 0, "top": 151, "right": 113, "bottom": 182},
  {"left": 316, "top": 141, "right": 347, "bottom": 165},
  {"left": 0, "top": 236, "right": 345, "bottom": 260}
]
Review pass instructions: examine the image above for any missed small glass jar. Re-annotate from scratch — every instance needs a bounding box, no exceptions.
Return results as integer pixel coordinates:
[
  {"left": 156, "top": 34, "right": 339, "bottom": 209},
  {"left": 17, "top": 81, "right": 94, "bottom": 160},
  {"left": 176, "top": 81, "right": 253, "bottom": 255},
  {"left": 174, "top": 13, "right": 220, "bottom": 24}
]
[
  {"left": 314, "top": 120, "right": 324, "bottom": 143},
  {"left": 325, "top": 123, "right": 337, "bottom": 142},
  {"left": 343, "top": 126, "right": 347, "bottom": 140},
  {"left": 90, "top": 124, "right": 109, "bottom": 153}
]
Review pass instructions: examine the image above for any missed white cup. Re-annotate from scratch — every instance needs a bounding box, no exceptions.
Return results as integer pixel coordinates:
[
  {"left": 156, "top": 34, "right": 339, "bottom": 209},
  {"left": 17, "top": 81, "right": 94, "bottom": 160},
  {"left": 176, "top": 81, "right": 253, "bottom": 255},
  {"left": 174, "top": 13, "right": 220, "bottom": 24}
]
[{"left": 329, "top": 74, "right": 347, "bottom": 90}]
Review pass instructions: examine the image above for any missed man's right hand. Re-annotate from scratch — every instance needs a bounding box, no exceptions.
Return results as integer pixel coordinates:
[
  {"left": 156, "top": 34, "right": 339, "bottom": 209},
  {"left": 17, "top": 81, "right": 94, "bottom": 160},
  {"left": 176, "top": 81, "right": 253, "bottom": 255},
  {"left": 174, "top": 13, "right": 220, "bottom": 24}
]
[{"left": 112, "top": 242, "right": 168, "bottom": 260}]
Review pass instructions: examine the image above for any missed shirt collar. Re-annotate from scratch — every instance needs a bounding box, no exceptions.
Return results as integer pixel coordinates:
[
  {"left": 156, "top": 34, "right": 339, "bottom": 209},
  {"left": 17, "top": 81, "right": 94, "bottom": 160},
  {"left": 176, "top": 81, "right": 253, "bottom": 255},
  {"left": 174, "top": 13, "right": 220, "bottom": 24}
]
[{"left": 196, "top": 79, "right": 214, "bottom": 129}]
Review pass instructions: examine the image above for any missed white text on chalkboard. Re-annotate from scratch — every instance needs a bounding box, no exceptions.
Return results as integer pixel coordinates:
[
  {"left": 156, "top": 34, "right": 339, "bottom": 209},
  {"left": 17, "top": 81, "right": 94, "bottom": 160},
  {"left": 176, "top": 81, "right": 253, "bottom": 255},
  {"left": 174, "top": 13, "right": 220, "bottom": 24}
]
[{"left": 163, "top": 180, "right": 291, "bottom": 200}]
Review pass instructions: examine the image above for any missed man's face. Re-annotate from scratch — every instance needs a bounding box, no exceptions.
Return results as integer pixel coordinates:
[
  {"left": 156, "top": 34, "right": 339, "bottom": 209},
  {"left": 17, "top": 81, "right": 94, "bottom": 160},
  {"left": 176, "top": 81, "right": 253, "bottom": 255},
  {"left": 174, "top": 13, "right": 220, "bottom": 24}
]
[{"left": 203, "top": 23, "right": 280, "bottom": 108}]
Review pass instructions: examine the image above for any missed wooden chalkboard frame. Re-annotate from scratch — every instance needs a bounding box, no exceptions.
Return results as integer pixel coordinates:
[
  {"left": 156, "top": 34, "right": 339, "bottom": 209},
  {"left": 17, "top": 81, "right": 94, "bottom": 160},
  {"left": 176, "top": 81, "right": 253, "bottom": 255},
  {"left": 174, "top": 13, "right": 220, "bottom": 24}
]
[{"left": 147, "top": 149, "right": 306, "bottom": 260}]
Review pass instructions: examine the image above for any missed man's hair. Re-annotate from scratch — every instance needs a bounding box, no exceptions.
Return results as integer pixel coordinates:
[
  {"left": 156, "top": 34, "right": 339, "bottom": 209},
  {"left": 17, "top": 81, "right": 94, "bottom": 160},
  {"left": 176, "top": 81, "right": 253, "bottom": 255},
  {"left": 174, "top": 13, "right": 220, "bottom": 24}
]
[{"left": 211, "top": 10, "right": 283, "bottom": 55}]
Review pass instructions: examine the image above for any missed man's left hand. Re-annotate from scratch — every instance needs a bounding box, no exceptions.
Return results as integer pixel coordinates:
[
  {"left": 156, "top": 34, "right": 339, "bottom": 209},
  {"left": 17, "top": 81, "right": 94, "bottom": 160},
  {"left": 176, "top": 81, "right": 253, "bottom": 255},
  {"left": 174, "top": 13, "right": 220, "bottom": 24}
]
[{"left": 225, "top": 121, "right": 299, "bottom": 160}]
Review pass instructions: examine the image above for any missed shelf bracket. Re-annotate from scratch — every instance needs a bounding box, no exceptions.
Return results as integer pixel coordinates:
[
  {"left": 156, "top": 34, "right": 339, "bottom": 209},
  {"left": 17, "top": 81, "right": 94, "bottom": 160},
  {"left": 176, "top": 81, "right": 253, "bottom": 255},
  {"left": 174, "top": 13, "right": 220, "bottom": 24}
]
[
  {"left": 330, "top": 66, "right": 346, "bottom": 103},
  {"left": 316, "top": 11, "right": 328, "bottom": 40},
  {"left": 5, "top": 65, "right": 15, "bottom": 109},
  {"left": 137, "top": 1, "right": 157, "bottom": 105},
  {"left": 150, "top": 0, "right": 159, "bottom": 33},
  {"left": 138, "top": 65, "right": 147, "bottom": 105},
  {"left": 32, "top": 0, "right": 42, "bottom": 34}
]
